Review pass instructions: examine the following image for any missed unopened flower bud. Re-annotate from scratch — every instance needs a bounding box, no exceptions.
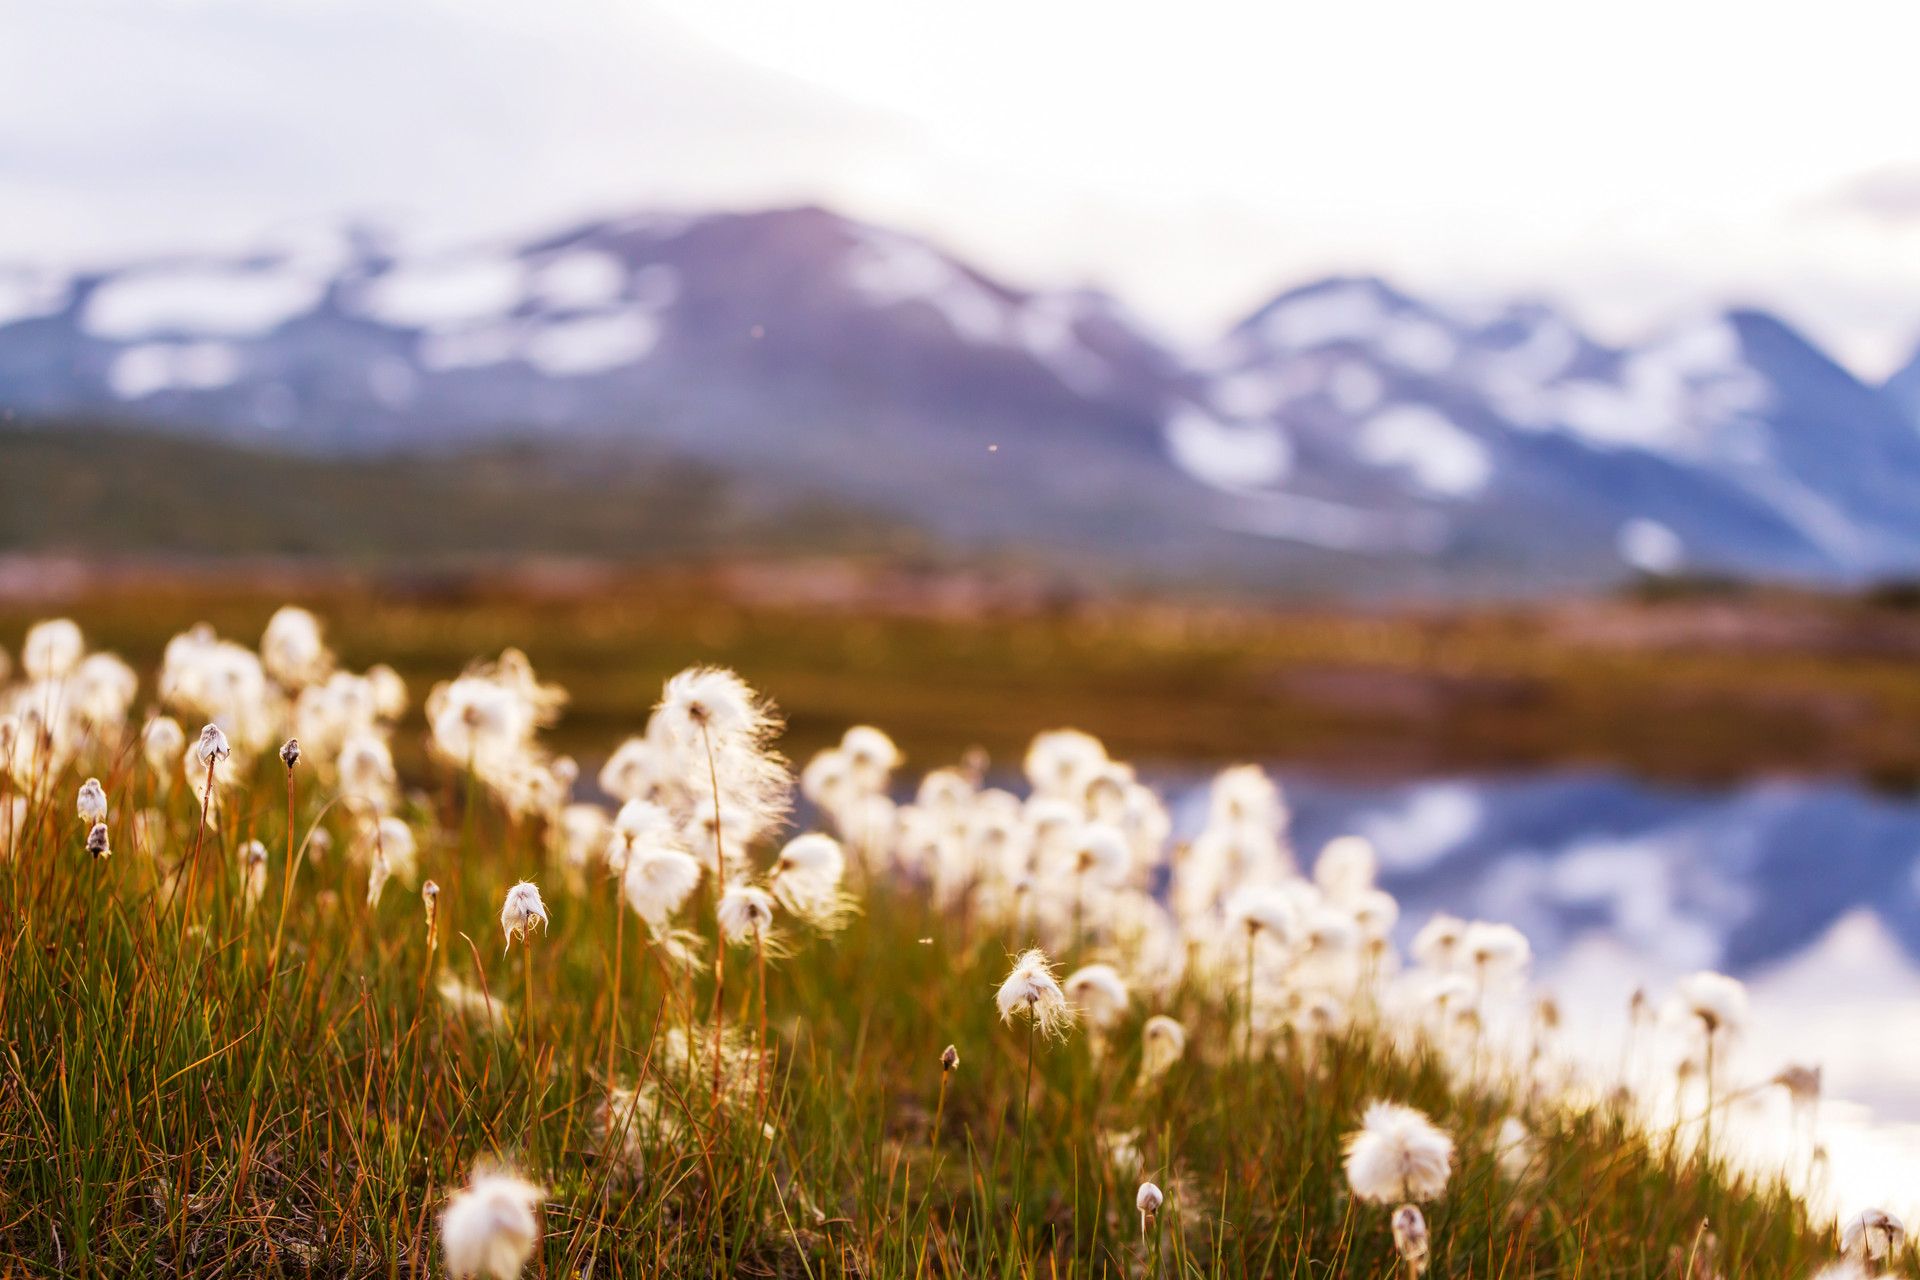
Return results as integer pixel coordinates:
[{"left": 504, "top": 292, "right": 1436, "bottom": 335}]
[
  {"left": 423, "top": 881, "right": 441, "bottom": 953},
  {"left": 281, "top": 738, "right": 301, "bottom": 769},
  {"left": 941, "top": 1044, "right": 960, "bottom": 1073}
]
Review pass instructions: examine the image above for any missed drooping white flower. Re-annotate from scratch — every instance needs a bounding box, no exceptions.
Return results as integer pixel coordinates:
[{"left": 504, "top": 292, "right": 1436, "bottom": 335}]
[
  {"left": 1841, "top": 1208, "right": 1904, "bottom": 1263},
  {"left": 76, "top": 777, "right": 108, "bottom": 826},
  {"left": 1392, "top": 1205, "right": 1431, "bottom": 1277},
  {"left": 195, "top": 722, "right": 232, "bottom": 766},
  {"left": 1063, "top": 963, "right": 1130, "bottom": 1030},
  {"left": 716, "top": 883, "right": 777, "bottom": 947},
  {"left": 1342, "top": 1101, "right": 1454, "bottom": 1204},
  {"left": 1136, "top": 1180, "right": 1164, "bottom": 1234},
  {"left": 1139, "top": 1015, "right": 1187, "bottom": 1082},
  {"left": 441, "top": 1164, "right": 545, "bottom": 1279},
  {"left": 996, "top": 948, "right": 1071, "bottom": 1039},
  {"left": 769, "top": 833, "right": 851, "bottom": 930},
  {"left": 501, "top": 881, "right": 549, "bottom": 954}
]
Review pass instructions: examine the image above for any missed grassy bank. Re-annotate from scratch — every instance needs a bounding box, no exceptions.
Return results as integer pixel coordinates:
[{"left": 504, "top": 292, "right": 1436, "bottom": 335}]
[{"left": 0, "top": 617, "right": 1839, "bottom": 1277}]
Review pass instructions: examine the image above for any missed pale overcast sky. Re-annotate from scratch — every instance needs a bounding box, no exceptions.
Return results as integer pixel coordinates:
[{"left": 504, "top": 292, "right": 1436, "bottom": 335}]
[{"left": 7, "top": 0, "right": 1920, "bottom": 375}]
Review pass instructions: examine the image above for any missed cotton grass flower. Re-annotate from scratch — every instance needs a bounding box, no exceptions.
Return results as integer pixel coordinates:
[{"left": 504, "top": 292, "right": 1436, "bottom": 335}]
[
  {"left": 76, "top": 777, "right": 108, "bottom": 827},
  {"left": 23, "top": 619, "right": 84, "bottom": 681},
  {"left": 423, "top": 881, "right": 441, "bottom": 953},
  {"left": 86, "top": 822, "right": 111, "bottom": 860},
  {"left": 501, "top": 882, "right": 549, "bottom": 954},
  {"left": 1411, "top": 913, "right": 1467, "bottom": 970},
  {"left": 143, "top": 716, "right": 185, "bottom": 782},
  {"left": 717, "top": 884, "right": 777, "bottom": 947},
  {"left": 1063, "top": 963, "right": 1130, "bottom": 1030},
  {"left": 196, "top": 723, "right": 231, "bottom": 766},
  {"left": 437, "top": 973, "right": 510, "bottom": 1032},
  {"left": 1496, "top": 1116, "right": 1539, "bottom": 1183},
  {"left": 996, "top": 948, "right": 1072, "bottom": 1039},
  {"left": 1391, "top": 1205, "right": 1431, "bottom": 1278},
  {"left": 1314, "top": 835, "right": 1378, "bottom": 903},
  {"left": 1841, "top": 1209, "right": 1904, "bottom": 1263},
  {"left": 623, "top": 841, "right": 703, "bottom": 940},
  {"left": 770, "top": 833, "right": 852, "bottom": 930},
  {"left": 1136, "top": 1180, "right": 1164, "bottom": 1234},
  {"left": 240, "top": 840, "right": 268, "bottom": 911},
  {"left": 1675, "top": 970, "right": 1748, "bottom": 1038},
  {"left": 440, "top": 1164, "right": 545, "bottom": 1279},
  {"left": 260, "top": 606, "right": 332, "bottom": 690},
  {"left": 1343, "top": 1102, "right": 1454, "bottom": 1204},
  {"left": 1139, "top": 1015, "right": 1187, "bottom": 1083}
]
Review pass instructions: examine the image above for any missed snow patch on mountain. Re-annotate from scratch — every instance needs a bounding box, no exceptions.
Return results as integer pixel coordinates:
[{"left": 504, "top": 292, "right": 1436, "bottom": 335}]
[
  {"left": 85, "top": 267, "right": 325, "bottom": 340},
  {"left": 358, "top": 256, "right": 524, "bottom": 330},
  {"left": 522, "top": 309, "right": 662, "bottom": 376},
  {"left": 1357, "top": 405, "right": 1491, "bottom": 497},
  {"left": 108, "top": 342, "right": 242, "bottom": 398},
  {"left": 0, "top": 270, "right": 70, "bottom": 326},
  {"left": 1164, "top": 405, "right": 1290, "bottom": 489}
]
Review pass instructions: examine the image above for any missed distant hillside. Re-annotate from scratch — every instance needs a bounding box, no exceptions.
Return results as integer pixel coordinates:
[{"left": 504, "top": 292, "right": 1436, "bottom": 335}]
[{"left": 0, "top": 422, "right": 917, "bottom": 561}]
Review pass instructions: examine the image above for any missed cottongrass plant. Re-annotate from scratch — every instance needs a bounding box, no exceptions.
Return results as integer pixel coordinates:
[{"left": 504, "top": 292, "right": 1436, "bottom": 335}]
[{"left": 0, "top": 606, "right": 1848, "bottom": 1278}]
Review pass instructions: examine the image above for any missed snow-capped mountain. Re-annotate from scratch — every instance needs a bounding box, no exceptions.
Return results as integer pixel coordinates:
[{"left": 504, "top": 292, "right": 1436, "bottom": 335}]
[{"left": 5, "top": 207, "right": 1920, "bottom": 591}]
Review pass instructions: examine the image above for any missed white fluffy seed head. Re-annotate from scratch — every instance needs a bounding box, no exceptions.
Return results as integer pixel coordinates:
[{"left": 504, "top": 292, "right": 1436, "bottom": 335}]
[
  {"left": 1841, "top": 1208, "right": 1904, "bottom": 1262},
  {"left": 1410, "top": 913, "right": 1466, "bottom": 970},
  {"left": 440, "top": 1165, "right": 545, "bottom": 1280},
  {"left": 76, "top": 777, "right": 107, "bottom": 826},
  {"left": 1462, "top": 921, "right": 1532, "bottom": 983},
  {"left": 717, "top": 883, "right": 778, "bottom": 947},
  {"left": 1314, "top": 835, "right": 1377, "bottom": 903},
  {"left": 23, "top": 619, "right": 84, "bottom": 681},
  {"left": 1136, "top": 1181, "right": 1164, "bottom": 1214},
  {"left": 1140, "top": 1015, "right": 1187, "bottom": 1081},
  {"left": 1675, "top": 970, "right": 1749, "bottom": 1038},
  {"left": 260, "top": 606, "right": 332, "bottom": 689},
  {"left": 1063, "top": 964, "right": 1130, "bottom": 1030},
  {"left": 840, "top": 725, "right": 901, "bottom": 793},
  {"left": 501, "top": 881, "right": 549, "bottom": 954},
  {"left": 995, "top": 948, "right": 1072, "bottom": 1039},
  {"left": 624, "top": 842, "right": 703, "bottom": 937},
  {"left": 86, "top": 822, "right": 111, "bottom": 860},
  {"left": 1342, "top": 1101, "right": 1455, "bottom": 1204},
  {"left": 770, "top": 833, "right": 851, "bottom": 930}
]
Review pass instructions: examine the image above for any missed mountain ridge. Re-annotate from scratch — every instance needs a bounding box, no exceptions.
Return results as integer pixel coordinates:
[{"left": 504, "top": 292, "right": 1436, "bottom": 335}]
[{"left": 5, "top": 204, "right": 1920, "bottom": 593}]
